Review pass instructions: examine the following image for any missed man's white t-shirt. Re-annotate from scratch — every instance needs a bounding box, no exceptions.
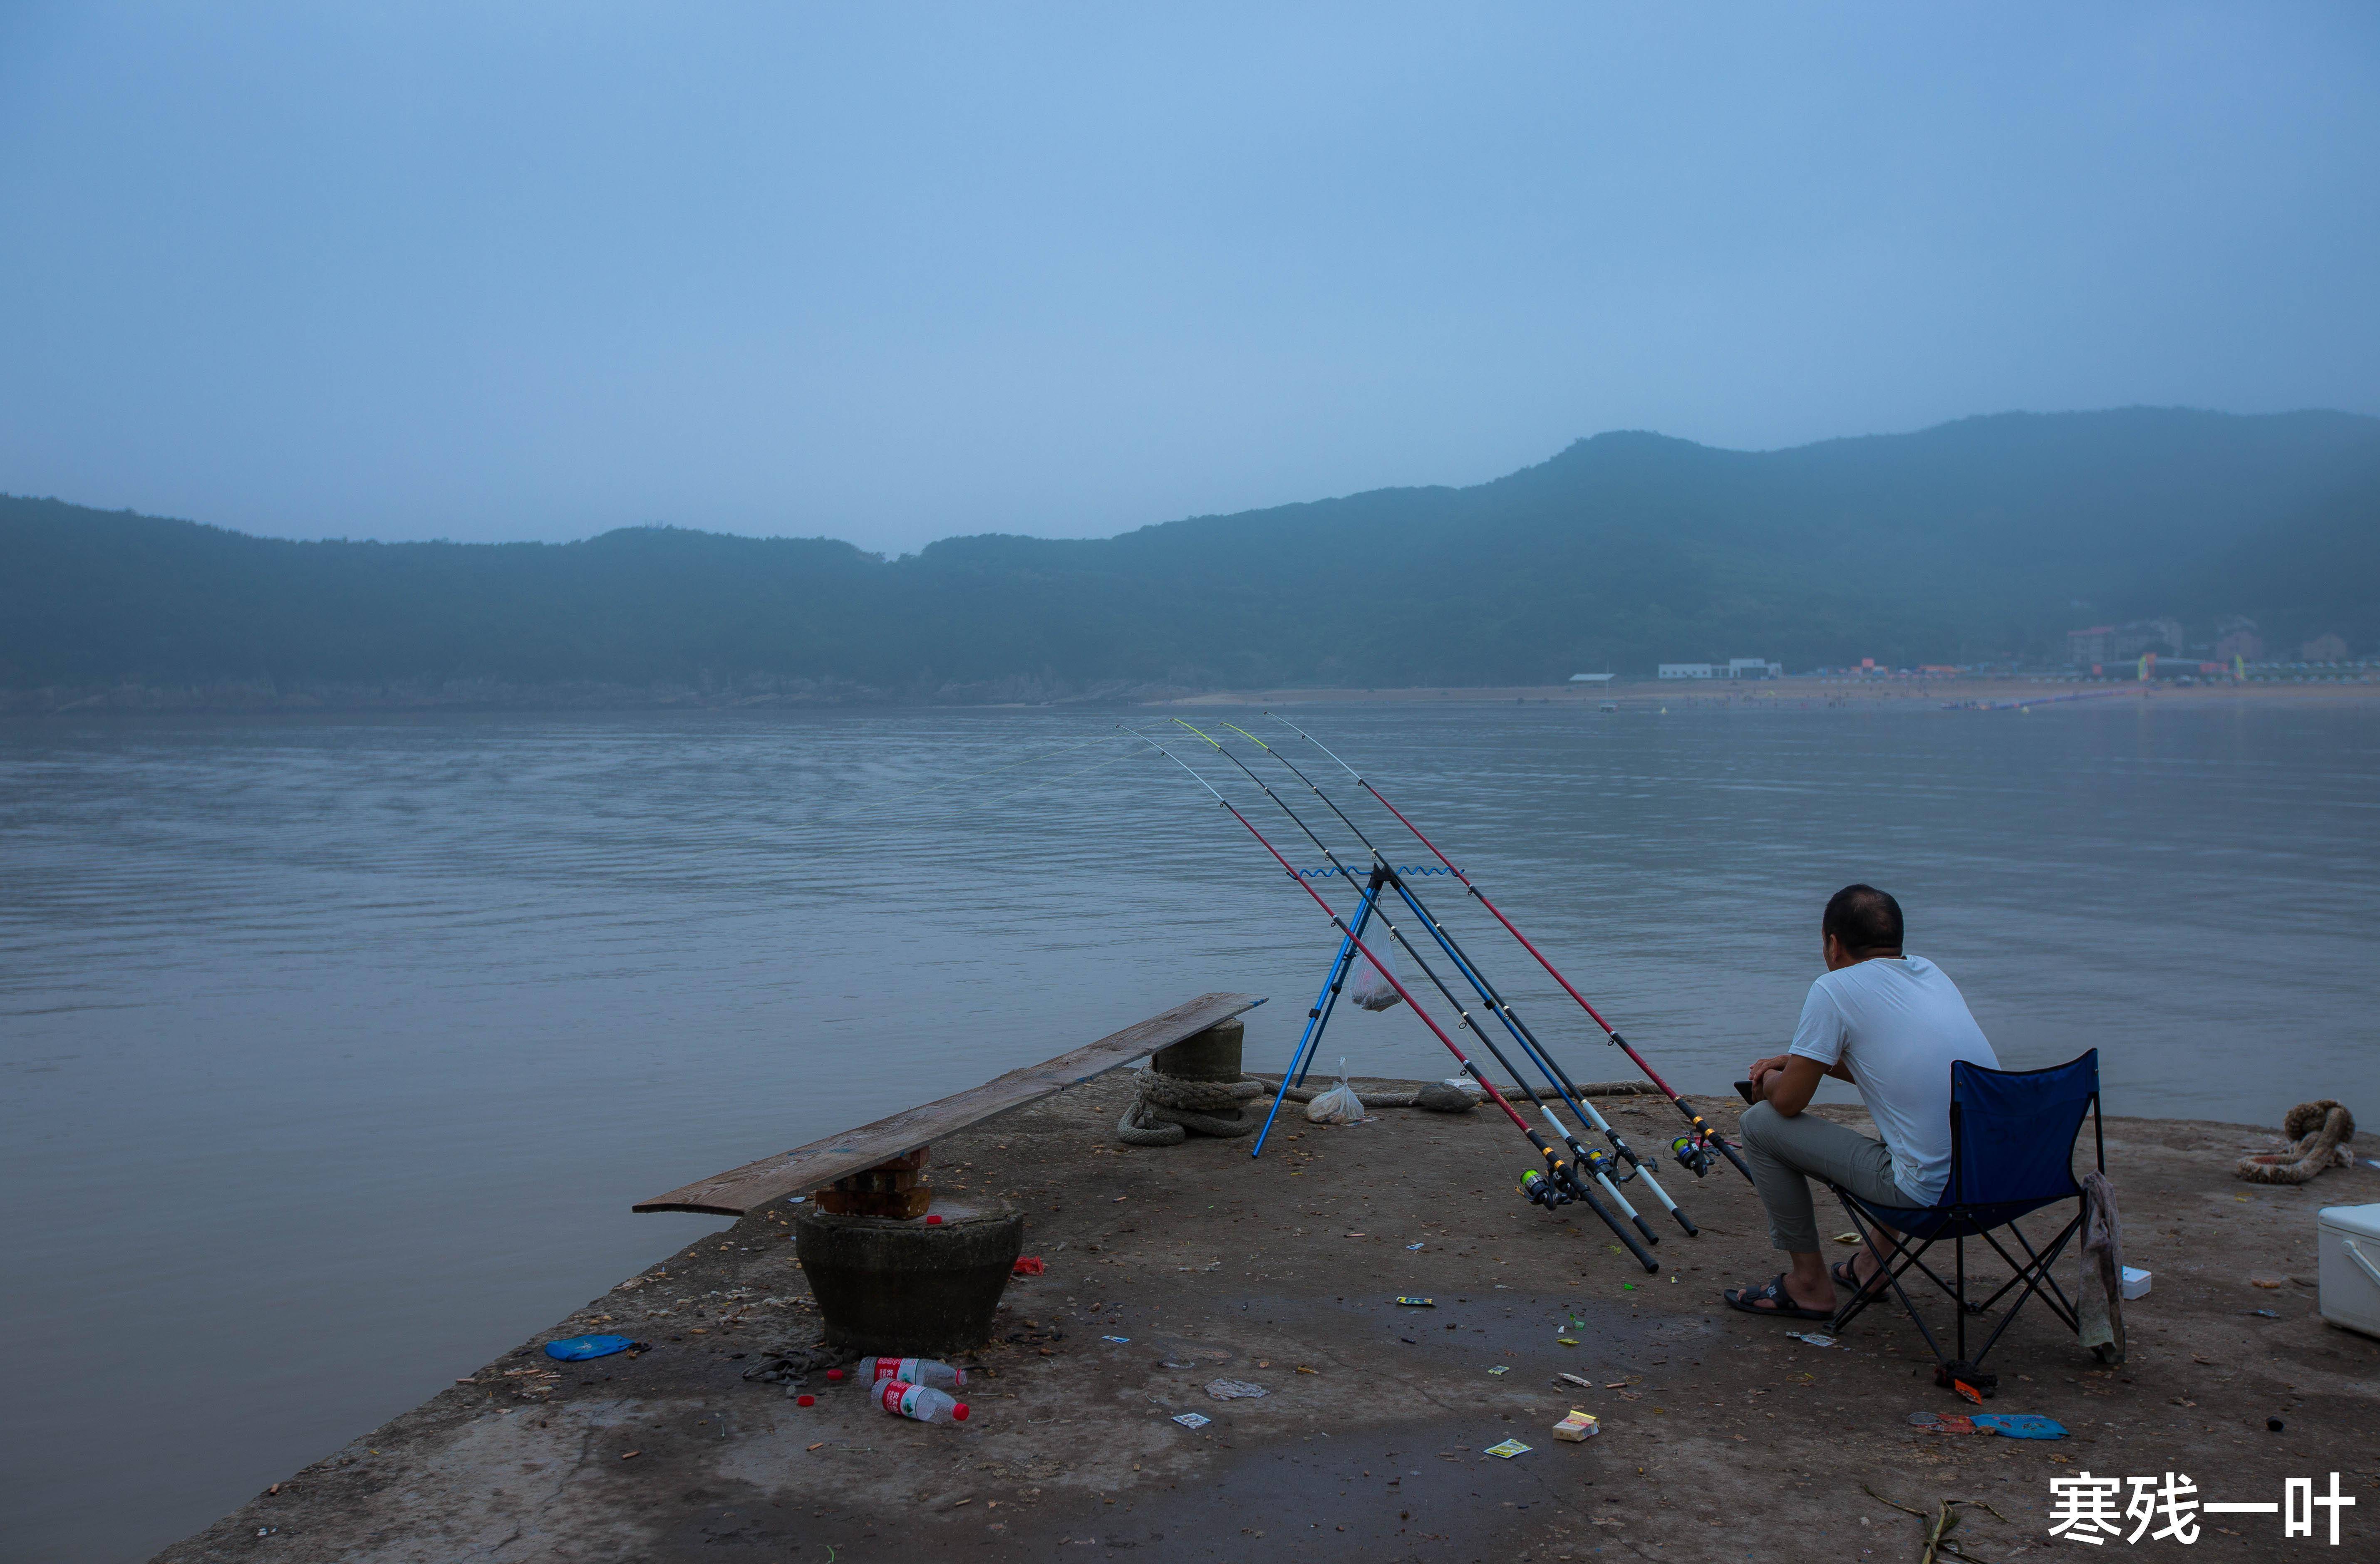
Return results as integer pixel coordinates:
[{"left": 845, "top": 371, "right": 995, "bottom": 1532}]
[{"left": 1788, "top": 955, "right": 1999, "bottom": 1205}]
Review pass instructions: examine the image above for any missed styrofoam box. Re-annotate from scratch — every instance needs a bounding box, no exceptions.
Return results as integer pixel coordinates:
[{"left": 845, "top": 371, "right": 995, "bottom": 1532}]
[
  {"left": 2316, "top": 1203, "right": 2380, "bottom": 1340},
  {"left": 2120, "top": 1265, "right": 2151, "bottom": 1300}
]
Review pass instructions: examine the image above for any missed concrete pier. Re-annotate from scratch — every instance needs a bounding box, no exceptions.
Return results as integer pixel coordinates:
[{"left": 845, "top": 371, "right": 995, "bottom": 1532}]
[{"left": 155, "top": 1075, "right": 2379, "bottom": 1562}]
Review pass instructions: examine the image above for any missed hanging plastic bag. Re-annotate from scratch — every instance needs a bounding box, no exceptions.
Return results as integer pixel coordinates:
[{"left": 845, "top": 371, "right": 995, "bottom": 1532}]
[
  {"left": 1307, "top": 1059, "right": 1367, "bottom": 1124},
  {"left": 1348, "top": 942, "right": 1402, "bottom": 1012}
]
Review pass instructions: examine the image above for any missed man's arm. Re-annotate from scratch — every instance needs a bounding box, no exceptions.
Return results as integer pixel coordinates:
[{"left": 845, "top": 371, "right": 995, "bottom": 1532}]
[
  {"left": 1748, "top": 1052, "right": 1854, "bottom": 1099},
  {"left": 1758, "top": 1054, "right": 1840, "bottom": 1117}
]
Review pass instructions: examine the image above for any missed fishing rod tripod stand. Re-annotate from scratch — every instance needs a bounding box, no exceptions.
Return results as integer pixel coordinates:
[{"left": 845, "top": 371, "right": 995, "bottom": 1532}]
[{"left": 1250, "top": 859, "right": 1699, "bottom": 1272}]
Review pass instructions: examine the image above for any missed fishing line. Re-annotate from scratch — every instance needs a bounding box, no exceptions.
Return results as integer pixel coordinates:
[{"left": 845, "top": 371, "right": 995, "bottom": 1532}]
[
  {"left": 874, "top": 731, "right": 1137, "bottom": 811},
  {"left": 1155, "top": 719, "right": 1658, "bottom": 1272},
  {"left": 907, "top": 741, "right": 1150, "bottom": 823},
  {"left": 1217, "top": 722, "right": 1696, "bottom": 1240},
  {"left": 1262, "top": 710, "right": 1752, "bottom": 1185}
]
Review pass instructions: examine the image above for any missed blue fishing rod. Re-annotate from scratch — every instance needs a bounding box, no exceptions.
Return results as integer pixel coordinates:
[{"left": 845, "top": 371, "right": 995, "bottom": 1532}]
[
  {"left": 1118, "top": 725, "right": 1641, "bottom": 1255},
  {"left": 1155, "top": 720, "right": 1659, "bottom": 1272},
  {"left": 1263, "top": 711, "right": 1753, "bottom": 1186},
  {"left": 1188, "top": 721, "right": 1691, "bottom": 1246},
  {"left": 1213, "top": 721, "right": 1698, "bottom": 1242}
]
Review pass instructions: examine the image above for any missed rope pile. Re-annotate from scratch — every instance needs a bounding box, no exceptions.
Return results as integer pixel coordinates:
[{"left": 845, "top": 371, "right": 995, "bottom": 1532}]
[
  {"left": 2234, "top": 1099, "right": 2356, "bottom": 1185},
  {"left": 1116, "top": 1069, "right": 1428, "bottom": 1147}
]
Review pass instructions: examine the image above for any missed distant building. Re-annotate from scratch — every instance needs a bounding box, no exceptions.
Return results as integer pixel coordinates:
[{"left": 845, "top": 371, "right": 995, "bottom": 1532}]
[
  {"left": 2213, "top": 628, "right": 2263, "bottom": 663},
  {"left": 2068, "top": 626, "right": 2112, "bottom": 665},
  {"left": 2303, "top": 632, "right": 2348, "bottom": 662},
  {"left": 2106, "top": 618, "right": 2184, "bottom": 660},
  {"left": 1567, "top": 673, "right": 1615, "bottom": 684},
  {"left": 1658, "top": 663, "right": 1714, "bottom": 680},
  {"left": 1725, "top": 658, "right": 1783, "bottom": 679}
]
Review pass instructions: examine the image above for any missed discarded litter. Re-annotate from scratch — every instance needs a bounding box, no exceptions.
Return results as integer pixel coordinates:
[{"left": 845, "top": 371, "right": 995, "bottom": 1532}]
[
  {"left": 1172, "top": 1412, "right": 1211, "bottom": 1430},
  {"left": 1556, "top": 1336, "right": 1579, "bottom": 1346},
  {"left": 1833, "top": 1232, "right": 1861, "bottom": 1245},
  {"left": 1973, "top": 1415, "right": 2066, "bottom": 1440},
  {"left": 1552, "top": 1410, "right": 1600, "bottom": 1443},
  {"left": 1555, "top": 1372, "right": 1594, "bottom": 1390},
  {"left": 879, "top": 1380, "right": 969, "bottom": 1423},
  {"left": 870, "top": 1357, "right": 965, "bottom": 1389},
  {"left": 1394, "top": 1297, "right": 1435, "bottom": 1307},
  {"left": 1102, "top": 1335, "right": 1131, "bottom": 1344},
  {"left": 2249, "top": 1308, "right": 2280, "bottom": 1319},
  {"left": 543, "top": 1334, "right": 637, "bottom": 1362},
  {"left": 1012, "top": 1257, "right": 1045, "bottom": 1276},
  {"left": 1205, "top": 1379, "right": 1268, "bottom": 1400},
  {"left": 1913, "top": 1411, "right": 1978, "bottom": 1435},
  {"left": 786, "top": 1196, "right": 807, "bottom": 1205},
  {"left": 1406, "top": 1242, "right": 1425, "bottom": 1251},
  {"left": 1307, "top": 1060, "right": 1368, "bottom": 1124},
  {"left": 2122, "top": 1265, "right": 2152, "bottom": 1300},
  {"left": 1488, "top": 1365, "right": 1510, "bottom": 1376},
  {"left": 1483, "top": 1439, "right": 1532, "bottom": 1459},
  {"left": 1785, "top": 1331, "right": 1836, "bottom": 1348}
]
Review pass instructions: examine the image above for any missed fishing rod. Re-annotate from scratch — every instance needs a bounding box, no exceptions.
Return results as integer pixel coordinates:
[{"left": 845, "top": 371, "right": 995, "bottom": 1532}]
[
  {"left": 1120, "top": 726, "right": 1658, "bottom": 1272},
  {"left": 1216, "top": 720, "right": 1696, "bottom": 1242},
  {"left": 1191, "top": 719, "right": 1681, "bottom": 1246},
  {"left": 1262, "top": 711, "right": 1753, "bottom": 1185},
  {"left": 1154, "top": 720, "right": 1660, "bottom": 1272}
]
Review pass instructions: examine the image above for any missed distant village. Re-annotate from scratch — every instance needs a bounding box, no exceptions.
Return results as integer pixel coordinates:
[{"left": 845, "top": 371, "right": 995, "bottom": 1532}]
[{"left": 1624, "top": 617, "right": 2365, "bottom": 685}]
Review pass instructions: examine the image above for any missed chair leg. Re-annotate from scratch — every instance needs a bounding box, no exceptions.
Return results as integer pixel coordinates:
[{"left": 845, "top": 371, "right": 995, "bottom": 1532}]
[
  {"left": 1968, "top": 1216, "right": 2088, "bottom": 1368},
  {"left": 1829, "top": 1191, "right": 1954, "bottom": 1368},
  {"left": 1955, "top": 1236, "right": 1967, "bottom": 1361}
]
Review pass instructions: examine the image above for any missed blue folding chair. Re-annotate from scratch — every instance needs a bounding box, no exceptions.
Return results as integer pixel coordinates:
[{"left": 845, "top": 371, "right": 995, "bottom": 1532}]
[{"left": 1828, "top": 1050, "right": 2105, "bottom": 1382}]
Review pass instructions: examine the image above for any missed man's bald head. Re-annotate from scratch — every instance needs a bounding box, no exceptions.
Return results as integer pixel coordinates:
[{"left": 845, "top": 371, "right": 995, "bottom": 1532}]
[{"left": 1823, "top": 883, "right": 1904, "bottom": 960}]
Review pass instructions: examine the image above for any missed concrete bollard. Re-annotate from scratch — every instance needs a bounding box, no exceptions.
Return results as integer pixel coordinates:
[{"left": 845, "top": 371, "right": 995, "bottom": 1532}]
[
  {"left": 793, "top": 1203, "right": 1024, "bottom": 1359},
  {"left": 1149, "top": 1017, "right": 1245, "bottom": 1082}
]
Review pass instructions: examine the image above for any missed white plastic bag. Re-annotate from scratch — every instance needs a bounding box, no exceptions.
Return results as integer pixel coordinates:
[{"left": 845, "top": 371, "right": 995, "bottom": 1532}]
[
  {"left": 1348, "top": 942, "right": 1402, "bottom": 1011},
  {"left": 1307, "top": 1059, "right": 1367, "bottom": 1124}
]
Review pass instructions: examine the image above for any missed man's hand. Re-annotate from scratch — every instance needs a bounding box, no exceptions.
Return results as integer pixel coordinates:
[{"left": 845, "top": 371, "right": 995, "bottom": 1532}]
[{"left": 1747, "top": 1054, "right": 1793, "bottom": 1094}]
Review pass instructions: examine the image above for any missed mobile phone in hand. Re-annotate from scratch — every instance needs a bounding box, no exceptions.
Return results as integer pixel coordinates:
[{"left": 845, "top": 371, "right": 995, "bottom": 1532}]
[{"left": 1734, "top": 1079, "right": 1760, "bottom": 1106}]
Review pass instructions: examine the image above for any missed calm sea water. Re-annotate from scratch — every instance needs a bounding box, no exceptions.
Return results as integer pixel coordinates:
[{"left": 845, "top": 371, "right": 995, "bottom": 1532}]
[{"left": 4, "top": 698, "right": 2375, "bottom": 1560}]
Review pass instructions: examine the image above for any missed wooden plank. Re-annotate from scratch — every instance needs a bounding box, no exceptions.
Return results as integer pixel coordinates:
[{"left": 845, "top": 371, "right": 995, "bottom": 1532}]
[{"left": 632, "top": 992, "right": 1266, "bottom": 1215}]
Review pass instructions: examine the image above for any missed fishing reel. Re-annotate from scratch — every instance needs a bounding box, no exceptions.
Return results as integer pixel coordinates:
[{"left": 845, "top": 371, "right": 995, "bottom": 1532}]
[
  {"left": 1670, "top": 1135, "right": 1718, "bottom": 1177},
  {"left": 1519, "top": 1168, "right": 1574, "bottom": 1210}
]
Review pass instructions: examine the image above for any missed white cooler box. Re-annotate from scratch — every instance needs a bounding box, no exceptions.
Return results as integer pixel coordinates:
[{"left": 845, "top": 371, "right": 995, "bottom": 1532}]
[{"left": 2316, "top": 1203, "right": 2380, "bottom": 1339}]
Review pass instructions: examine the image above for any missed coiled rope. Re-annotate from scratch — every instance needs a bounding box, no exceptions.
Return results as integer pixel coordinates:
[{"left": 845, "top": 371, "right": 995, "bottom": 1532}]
[
  {"left": 2235, "top": 1100, "right": 2356, "bottom": 1185},
  {"left": 1116, "top": 1069, "right": 1426, "bottom": 1147}
]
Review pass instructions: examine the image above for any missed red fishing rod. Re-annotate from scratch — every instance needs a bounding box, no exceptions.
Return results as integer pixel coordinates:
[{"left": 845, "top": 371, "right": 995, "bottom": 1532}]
[
  {"left": 1121, "top": 726, "right": 1658, "bottom": 1270},
  {"left": 1263, "top": 712, "right": 1752, "bottom": 1184}
]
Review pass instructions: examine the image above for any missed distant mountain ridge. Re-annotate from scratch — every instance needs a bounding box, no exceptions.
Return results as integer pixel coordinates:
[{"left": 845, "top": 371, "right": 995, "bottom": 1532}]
[{"left": 5, "top": 407, "right": 2375, "bottom": 704}]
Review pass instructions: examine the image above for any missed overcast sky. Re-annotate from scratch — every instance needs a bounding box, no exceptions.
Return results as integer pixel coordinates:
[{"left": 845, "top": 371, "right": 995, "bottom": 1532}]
[{"left": 2, "top": 5, "right": 2374, "bottom": 554}]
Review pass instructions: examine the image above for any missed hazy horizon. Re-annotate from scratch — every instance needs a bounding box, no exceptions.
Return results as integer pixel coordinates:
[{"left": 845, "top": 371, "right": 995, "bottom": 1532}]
[
  {"left": 4, "top": 5, "right": 2376, "bottom": 554},
  {"left": 21, "top": 402, "right": 2378, "bottom": 552}
]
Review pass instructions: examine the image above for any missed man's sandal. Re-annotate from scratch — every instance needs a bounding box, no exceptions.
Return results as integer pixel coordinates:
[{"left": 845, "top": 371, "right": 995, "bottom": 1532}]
[
  {"left": 1722, "top": 1272, "right": 1835, "bottom": 1320},
  {"left": 1832, "top": 1259, "right": 1891, "bottom": 1299}
]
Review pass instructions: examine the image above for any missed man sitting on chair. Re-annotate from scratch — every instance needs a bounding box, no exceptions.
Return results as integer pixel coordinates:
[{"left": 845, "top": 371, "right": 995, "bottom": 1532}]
[{"left": 1723, "top": 884, "right": 2000, "bottom": 1320}]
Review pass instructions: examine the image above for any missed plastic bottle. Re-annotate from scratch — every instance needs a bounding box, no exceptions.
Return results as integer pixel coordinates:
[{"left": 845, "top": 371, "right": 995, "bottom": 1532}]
[
  {"left": 879, "top": 1379, "right": 969, "bottom": 1423},
  {"left": 868, "top": 1357, "right": 965, "bottom": 1390}
]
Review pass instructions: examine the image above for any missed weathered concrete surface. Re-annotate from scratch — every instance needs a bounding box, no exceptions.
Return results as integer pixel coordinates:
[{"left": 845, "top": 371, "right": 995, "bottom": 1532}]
[{"left": 156, "top": 1079, "right": 2380, "bottom": 1562}]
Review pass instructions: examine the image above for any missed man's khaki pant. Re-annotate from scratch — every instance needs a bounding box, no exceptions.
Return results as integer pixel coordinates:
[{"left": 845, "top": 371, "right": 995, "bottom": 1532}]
[{"left": 1738, "top": 1101, "right": 1919, "bottom": 1253}]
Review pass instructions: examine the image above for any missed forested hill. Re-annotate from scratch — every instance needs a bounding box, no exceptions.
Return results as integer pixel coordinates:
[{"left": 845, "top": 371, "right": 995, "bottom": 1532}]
[{"left": 6, "top": 407, "right": 2377, "bottom": 703}]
